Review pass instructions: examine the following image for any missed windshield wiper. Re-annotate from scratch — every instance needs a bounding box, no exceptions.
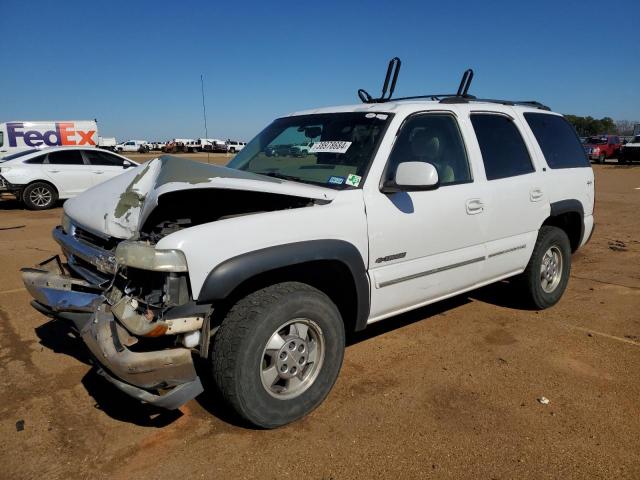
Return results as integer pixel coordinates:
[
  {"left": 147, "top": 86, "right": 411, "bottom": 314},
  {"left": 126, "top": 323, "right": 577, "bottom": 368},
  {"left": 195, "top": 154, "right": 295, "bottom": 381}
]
[{"left": 259, "top": 171, "right": 304, "bottom": 182}]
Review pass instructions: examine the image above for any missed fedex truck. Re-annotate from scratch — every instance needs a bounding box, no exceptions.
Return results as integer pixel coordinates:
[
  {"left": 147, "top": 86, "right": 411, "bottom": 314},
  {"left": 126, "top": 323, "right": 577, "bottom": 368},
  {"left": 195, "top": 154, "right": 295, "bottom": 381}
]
[{"left": 0, "top": 120, "right": 98, "bottom": 159}]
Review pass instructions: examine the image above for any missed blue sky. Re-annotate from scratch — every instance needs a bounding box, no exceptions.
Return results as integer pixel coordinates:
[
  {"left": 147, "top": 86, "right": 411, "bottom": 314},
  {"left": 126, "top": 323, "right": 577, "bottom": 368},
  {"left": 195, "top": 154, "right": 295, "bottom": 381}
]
[{"left": 1, "top": 0, "right": 638, "bottom": 141}]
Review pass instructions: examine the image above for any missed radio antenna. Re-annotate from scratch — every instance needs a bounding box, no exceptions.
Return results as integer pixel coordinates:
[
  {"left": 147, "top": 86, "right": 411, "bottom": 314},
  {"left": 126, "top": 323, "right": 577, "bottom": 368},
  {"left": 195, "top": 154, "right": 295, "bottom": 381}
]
[{"left": 200, "top": 74, "right": 210, "bottom": 163}]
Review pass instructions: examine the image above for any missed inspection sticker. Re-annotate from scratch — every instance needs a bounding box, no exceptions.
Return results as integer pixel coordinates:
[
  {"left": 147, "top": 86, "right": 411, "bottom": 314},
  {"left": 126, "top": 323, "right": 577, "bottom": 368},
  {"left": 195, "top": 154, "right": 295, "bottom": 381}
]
[
  {"left": 309, "top": 141, "right": 352, "bottom": 154},
  {"left": 345, "top": 174, "right": 362, "bottom": 187},
  {"left": 328, "top": 176, "right": 345, "bottom": 185}
]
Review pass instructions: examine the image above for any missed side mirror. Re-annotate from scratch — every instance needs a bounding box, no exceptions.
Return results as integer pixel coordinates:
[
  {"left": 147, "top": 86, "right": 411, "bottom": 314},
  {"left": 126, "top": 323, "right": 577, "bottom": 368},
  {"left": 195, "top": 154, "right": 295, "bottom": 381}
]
[
  {"left": 123, "top": 161, "right": 133, "bottom": 169},
  {"left": 382, "top": 161, "right": 439, "bottom": 193}
]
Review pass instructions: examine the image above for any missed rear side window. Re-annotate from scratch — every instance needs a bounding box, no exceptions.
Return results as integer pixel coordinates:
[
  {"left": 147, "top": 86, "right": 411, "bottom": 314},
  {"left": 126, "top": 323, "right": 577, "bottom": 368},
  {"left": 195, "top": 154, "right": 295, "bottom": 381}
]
[
  {"left": 47, "top": 150, "right": 84, "bottom": 165},
  {"left": 24, "top": 155, "right": 46, "bottom": 164},
  {"left": 471, "top": 114, "right": 534, "bottom": 180},
  {"left": 524, "top": 113, "right": 589, "bottom": 169},
  {"left": 84, "top": 150, "right": 125, "bottom": 166},
  {"left": 0, "top": 131, "right": 3, "bottom": 147}
]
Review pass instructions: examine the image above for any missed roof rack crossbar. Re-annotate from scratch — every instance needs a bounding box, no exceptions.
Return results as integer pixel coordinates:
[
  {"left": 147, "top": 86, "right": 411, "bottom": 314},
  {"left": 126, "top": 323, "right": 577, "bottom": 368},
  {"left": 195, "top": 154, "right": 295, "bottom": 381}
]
[{"left": 356, "top": 58, "right": 550, "bottom": 110}]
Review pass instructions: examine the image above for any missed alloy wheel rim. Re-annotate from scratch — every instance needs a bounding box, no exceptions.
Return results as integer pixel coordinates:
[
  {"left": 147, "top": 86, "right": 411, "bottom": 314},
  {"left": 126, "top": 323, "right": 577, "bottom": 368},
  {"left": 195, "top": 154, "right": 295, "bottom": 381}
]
[
  {"left": 29, "top": 187, "right": 52, "bottom": 207},
  {"left": 260, "top": 318, "right": 325, "bottom": 400},
  {"left": 540, "top": 245, "right": 563, "bottom": 293}
]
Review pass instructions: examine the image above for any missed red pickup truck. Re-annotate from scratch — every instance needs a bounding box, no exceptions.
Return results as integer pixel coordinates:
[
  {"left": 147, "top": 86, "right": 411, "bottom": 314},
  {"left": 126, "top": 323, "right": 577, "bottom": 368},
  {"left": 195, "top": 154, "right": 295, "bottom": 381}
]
[{"left": 582, "top": 134, "right": 621, "bottom": 163}]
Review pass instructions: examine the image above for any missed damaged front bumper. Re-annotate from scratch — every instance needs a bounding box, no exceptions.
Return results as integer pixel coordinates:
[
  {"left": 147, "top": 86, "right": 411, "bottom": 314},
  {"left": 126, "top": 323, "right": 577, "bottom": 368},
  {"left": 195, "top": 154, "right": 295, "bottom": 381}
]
[
  {"left": 83, "top": 306, "right": 203, "bottom": 409},
  {"left": 21, "top": 256, "right": 204, "bottom": 410}
]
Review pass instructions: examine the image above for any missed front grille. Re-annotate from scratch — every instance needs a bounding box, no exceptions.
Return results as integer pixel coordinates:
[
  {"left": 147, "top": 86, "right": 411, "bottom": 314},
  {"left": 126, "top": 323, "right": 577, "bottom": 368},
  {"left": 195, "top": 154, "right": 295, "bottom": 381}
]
[{"left": 73, "top": 225, "right": 119, "bottom": 251}]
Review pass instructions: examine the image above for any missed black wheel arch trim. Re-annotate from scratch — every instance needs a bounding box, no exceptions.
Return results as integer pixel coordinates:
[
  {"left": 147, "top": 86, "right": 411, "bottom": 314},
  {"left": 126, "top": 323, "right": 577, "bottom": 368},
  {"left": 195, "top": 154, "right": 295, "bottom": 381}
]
[
  {"left": 549, "top": 199, "right": 585, "bottom": 246},
  {"left": 198, "top": 240, "right": 370, "bottom": 331}
]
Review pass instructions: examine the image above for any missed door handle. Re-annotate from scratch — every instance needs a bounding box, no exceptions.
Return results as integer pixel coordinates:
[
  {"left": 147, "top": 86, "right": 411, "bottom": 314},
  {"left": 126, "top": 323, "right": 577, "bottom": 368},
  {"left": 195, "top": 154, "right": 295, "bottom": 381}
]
[
  {"left": 47, "top": 170, "right": 60, "bottom": 173},
  {"left": 92, "top": 171, "right": 105, "bottom": 174},
  {"left": 530, "top": 188, "right": 543, "bottom": 202},
  {"left": 466, "top": 198, "right": 484, "bottom": 215}
]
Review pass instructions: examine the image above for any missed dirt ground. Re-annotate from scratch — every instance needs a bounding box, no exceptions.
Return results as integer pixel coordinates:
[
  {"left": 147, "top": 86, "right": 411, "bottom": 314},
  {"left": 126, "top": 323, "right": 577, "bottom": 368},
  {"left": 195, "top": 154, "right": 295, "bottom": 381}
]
[{"left": 0, "top": 161, "right": 639, "bottom": 479}]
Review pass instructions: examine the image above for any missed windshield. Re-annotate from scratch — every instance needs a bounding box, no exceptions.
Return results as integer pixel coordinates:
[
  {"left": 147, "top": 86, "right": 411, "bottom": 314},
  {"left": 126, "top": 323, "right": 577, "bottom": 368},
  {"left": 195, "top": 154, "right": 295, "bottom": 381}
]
[
  {"left": 585, "top": 137, "right": 607, "bottom": 145},
  {"left": 227, "top": 112, "right": 391, "bottom": 189},
  {"left": 0, "top": 149, "right": 40, "bottom": 162}
]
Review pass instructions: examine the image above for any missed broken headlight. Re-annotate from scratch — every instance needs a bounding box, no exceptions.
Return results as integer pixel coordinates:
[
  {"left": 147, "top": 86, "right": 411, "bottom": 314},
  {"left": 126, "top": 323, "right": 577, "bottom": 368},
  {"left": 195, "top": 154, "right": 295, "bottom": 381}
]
[{"left": 115, "top": 241, "right": 188, "bottom": 272}]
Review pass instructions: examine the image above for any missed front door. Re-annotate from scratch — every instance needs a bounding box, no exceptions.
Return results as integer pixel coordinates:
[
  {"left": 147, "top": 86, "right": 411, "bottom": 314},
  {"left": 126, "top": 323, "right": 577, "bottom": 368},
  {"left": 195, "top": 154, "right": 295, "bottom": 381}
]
[{"left": 364, "top": 111, "right": 487, "bottom": 322}]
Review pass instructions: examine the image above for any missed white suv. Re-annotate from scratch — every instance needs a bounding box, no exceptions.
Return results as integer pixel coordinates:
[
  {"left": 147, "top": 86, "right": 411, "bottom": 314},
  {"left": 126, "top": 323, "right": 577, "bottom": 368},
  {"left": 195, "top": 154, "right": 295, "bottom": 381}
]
[{"left": 22, "top": 59, "right": 594, "bottom": 428}]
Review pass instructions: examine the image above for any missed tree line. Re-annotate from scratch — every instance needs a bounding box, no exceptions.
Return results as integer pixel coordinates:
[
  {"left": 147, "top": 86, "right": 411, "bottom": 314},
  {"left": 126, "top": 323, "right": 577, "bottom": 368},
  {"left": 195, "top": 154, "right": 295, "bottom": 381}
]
[{"left": 564, "top": 115, "right": 638, "bottom": 137}]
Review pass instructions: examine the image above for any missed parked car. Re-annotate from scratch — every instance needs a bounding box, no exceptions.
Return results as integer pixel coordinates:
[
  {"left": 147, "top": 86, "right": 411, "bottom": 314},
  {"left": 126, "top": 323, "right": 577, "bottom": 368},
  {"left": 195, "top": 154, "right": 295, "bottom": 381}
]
[
  {"left": 97, "top": 137, "right": 117, "bottom": 151},
  {"left": 21, "top": 61, "right": 594, "bottom": 429},
  {"left": 209, "top": 140, "right": 228, "bottom": 153},
  {"left": 582, "top": 134, "right": 621, "bottom": 163},
  {"left": 226, "top": 140, "right": 246, "bottom": 153},
  {"left": 116, "top": 140, "right": 148, "bottom": 153},
  {"left": 620, "top": 135, "right": 640, "bottom": 163},
  {"left": 290, "top": 141, "right": 314, "bottom": 157},
  {"left": 0, "top": 146, "right": 135, "bottom": 209}
]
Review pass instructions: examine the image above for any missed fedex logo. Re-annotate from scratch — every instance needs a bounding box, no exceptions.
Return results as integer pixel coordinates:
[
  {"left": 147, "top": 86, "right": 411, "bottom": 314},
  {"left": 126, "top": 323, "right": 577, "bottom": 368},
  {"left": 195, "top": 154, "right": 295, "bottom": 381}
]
[{"left": 7, "top": 122, "right": 97, "bottom": 148}]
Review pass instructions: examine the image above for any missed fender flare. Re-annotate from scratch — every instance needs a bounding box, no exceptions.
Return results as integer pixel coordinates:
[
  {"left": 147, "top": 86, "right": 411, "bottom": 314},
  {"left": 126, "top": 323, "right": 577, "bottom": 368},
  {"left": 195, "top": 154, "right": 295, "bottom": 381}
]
[
  {"left": 198, "top": 240, "right": 370, "bottom": 331},
  {"left": 549, "top": 199, "right": 585, "bottom": 246}
]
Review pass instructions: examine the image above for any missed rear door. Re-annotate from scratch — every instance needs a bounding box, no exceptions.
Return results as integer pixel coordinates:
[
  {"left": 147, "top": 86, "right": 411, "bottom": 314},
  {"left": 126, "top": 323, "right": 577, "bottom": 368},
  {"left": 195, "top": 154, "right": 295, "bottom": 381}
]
[
  {"left": 43, "top": 150, "right": 94, "bottom": 196},
  {"left": 467, "top": 110, "right": 548, "bottom": 279},
  {"left": 82, "top": 149, "right": 130, "bottom": 184}
]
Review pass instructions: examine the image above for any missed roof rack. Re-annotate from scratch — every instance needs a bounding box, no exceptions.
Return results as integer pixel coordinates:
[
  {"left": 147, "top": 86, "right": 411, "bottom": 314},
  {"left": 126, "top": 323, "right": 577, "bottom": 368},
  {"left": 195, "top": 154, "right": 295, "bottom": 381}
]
[{"left": 357, "top": 58, "right": 550, "bottom": 111}]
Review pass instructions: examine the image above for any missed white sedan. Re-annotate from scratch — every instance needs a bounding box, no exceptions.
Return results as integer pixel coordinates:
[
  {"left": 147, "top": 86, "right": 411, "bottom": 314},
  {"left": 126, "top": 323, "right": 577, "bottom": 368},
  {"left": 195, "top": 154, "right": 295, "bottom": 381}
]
[{"left": 0, "top": 146, "right": 137, "bottom": 210}]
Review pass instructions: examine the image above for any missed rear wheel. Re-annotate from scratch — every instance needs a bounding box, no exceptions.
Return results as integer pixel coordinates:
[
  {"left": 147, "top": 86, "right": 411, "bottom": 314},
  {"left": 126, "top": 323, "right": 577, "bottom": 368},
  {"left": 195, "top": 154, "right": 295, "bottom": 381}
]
[
  {"left": 22, "top": 182, "right": 57, "bottom": 210},
  {"left": 211, "top": 282, "right": 345, "bottom": 428},
  {"left": 517, "top": 226, "right": 571, "bottom": 309}
]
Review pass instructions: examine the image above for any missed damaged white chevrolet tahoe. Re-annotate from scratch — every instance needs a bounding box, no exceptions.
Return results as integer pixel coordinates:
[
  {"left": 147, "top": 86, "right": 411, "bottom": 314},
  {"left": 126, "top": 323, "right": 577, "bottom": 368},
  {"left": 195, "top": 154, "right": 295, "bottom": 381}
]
[{"left": 21, "top": 60, "right": 594, "bottom": 428}]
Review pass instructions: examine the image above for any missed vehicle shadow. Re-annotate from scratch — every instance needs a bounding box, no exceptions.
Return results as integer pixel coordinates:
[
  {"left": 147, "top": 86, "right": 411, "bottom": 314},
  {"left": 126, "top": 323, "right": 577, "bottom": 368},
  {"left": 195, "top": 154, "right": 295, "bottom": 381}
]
[
  {"left": 0, "top": 197, "right": 64, "bottom": 210},
  {"left": 0, "top": 197, "right": 24, "bottom": 210},
  {"left": 33, "top": 280, "right": 533, "bottom": 429},
  {"left": 466, "top": 279, "right": 537, "bottom": 311},
  {"left": 35, "top": 317, "right": 183, "bottom": 427}
]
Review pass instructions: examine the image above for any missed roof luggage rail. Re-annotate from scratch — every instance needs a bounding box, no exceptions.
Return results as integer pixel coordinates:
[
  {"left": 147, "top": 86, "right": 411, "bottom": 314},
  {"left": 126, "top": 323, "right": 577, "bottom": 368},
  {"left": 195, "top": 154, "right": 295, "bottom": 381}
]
[{"left": 356, "top": 57, "right": 550, "bottom": 110}]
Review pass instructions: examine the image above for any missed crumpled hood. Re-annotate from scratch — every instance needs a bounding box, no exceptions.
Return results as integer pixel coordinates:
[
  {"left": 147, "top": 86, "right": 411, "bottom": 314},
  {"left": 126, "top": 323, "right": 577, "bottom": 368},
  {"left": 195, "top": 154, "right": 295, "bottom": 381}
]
[{"left": 64, "top": 156, "right": 337, "bottom": 238}]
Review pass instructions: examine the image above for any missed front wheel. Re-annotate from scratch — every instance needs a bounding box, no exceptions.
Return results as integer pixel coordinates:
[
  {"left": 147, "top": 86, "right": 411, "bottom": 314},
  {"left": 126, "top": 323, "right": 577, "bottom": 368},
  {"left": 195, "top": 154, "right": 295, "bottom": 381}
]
[
  {"left": 22, "top": 182, "right": 58, "bottom": 210},
  {"left": 211, "top": 282, "right": 345, "bottom": 428},
  {"left": 517, "top": 226, "right": 571, "bottom": 309}
]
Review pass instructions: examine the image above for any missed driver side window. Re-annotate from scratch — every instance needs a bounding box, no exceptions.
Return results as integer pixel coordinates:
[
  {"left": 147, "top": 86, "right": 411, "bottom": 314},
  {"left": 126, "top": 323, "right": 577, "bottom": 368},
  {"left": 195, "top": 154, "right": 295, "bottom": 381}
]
[{"left": 386, "top": 113, "right": 471, "bottom": 186}]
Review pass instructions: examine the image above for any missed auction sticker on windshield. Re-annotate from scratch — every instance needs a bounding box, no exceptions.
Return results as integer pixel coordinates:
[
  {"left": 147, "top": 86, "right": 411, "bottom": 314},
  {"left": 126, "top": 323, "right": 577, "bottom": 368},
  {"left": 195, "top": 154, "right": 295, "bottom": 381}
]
[
  {"left": 309, "top": 141, "right": 352, "bottom": 154},
  {"left": 345, "top": 174, "right": 362, "bottom": 187}
]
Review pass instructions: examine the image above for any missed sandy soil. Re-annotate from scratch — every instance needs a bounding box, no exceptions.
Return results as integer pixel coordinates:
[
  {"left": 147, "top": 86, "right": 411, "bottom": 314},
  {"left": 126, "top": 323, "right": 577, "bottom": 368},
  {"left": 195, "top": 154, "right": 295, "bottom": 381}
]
[{"left": 0, "top": 163, "right": 639, "bottom": 479}]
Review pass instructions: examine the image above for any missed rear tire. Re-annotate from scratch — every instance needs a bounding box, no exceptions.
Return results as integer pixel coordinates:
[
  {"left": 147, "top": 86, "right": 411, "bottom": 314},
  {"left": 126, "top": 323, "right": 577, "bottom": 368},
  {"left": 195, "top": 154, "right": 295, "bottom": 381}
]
[
  {"left": 517, "top": 226, "right": 571, "bottom": 309},
  {"left": 211, "top": 282, "right": 345, "bottom": 428},
  {"left": 22, "top": 182, "right": 57, "bottom": 210}
]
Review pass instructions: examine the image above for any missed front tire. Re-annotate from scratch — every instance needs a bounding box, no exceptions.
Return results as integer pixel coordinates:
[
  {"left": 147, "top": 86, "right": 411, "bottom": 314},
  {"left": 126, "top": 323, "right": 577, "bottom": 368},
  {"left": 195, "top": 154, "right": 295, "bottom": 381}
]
[
  {"left": 211, "top": 282, "right": 345, "bottom": 428},
  {"left": 517, "top": 226, "right": 571, "bottom": 309},
  {"left": 22, "top": 182, "right": 57, "bottom": 210}
]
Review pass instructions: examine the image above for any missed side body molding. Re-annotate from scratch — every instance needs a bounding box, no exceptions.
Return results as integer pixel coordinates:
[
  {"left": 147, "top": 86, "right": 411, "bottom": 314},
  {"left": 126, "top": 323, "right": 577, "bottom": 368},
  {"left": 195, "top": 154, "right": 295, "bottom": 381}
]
[{"left": 198, "top": 240, "right": 371, "bottom": 331}]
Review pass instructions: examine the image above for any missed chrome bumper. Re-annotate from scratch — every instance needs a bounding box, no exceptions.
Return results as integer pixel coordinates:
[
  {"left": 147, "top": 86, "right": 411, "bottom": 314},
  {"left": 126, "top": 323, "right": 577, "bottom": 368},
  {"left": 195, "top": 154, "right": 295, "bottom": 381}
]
[
  {"left": 52, "top": 226, "right": 117, "bottom": 283},
  {"left": 21, "top": 256, "right": 103, "bottom": 315},
  {"left": 22, "top": 256, "right": 203, "bottom": 410},
  {"left": 82, "top": 305, "right": 203, "bottom": 409}
]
